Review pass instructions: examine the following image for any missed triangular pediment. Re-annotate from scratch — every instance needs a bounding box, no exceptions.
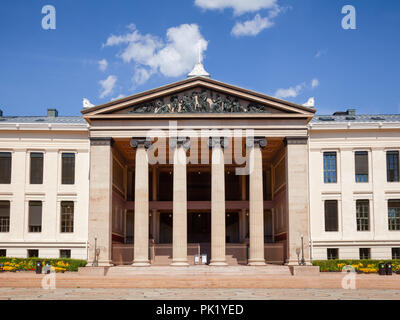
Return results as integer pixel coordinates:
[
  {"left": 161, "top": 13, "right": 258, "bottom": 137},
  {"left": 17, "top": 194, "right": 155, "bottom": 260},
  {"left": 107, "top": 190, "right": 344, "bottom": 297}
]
[{"left": 82, "top": 77, "right": 315, "bottom": 119}]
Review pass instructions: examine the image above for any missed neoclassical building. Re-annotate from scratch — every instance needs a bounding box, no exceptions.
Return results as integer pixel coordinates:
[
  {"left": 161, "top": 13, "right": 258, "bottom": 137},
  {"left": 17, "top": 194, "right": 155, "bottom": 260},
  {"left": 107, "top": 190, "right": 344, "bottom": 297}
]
[{"left": 0, "top": 68, "right": 399, "bottom": 266}]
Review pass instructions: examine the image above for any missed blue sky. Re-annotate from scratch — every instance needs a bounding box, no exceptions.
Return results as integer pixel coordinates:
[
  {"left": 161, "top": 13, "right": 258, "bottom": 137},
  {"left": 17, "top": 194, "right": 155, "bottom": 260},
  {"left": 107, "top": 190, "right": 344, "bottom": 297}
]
[{"left": 0, "top": 0, "right": 399, "bottom": 116}]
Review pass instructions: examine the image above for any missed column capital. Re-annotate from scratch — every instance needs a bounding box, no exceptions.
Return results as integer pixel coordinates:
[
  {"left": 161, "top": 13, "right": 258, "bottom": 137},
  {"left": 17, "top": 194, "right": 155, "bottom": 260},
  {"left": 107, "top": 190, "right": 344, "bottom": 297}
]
[
  {"left": 90, "top": 137, "right": 114, "bottom": 146},
  {"left": 245, "top": 136, "right": 267, "bottom": 149},
  {"left": 169, "top": 137, "right": 190, "bottom": 150},
  {"left": 130, "top": 137, "right": 153, "bottom": 150},
  {"left": 284, "top": 136, "right": 308, "bottom": 146},
  {"left": 208, "top": 137, "right": 228, "bottom": 149}
]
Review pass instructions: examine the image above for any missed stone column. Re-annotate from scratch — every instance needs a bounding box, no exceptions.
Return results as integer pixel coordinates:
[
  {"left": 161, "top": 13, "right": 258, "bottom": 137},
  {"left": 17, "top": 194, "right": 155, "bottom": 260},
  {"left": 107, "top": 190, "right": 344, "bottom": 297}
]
[
  {"left": 247, "top": 137, "right": 267, "bottom": 266},
  {"left": 131, "top": 138, "right": 152, "bottom": 266},
  {"left": 171, "top": 137, "right": 190, "bottom": 266},
  {"left": 88, "top": 138, "right": 113, "bottom": 266},
  {"left": 285, "top": 137, "right": 311, "bottom": 265},
  {"left": 209, "top": 137, "right": 227, "bottom": 266}
]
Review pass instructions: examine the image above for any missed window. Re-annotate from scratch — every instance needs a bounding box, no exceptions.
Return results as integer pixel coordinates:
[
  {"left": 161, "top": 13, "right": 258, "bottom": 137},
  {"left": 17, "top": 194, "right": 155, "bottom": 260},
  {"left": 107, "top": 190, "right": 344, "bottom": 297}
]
[
  {"left": 356, "top": 200, "right": 370, "bottom": 231},
  {"left": 392, "top": 248, "right": 400, "bottom": 260},
  {"left": 27, "top": 249, "right": 38, "bottom": 258},
  {"left": 28, "top": 201, "right": 42, "bottom": 233},
  {"left": 359, "top": 248, "right": 370, "bottom": 260},
  {"left": 30, "top": 153, "right": 44, "bottom": 184},
  {"left": 388, "top": 200, "right": 400, "bottom": 231},
  {"left": 59, "top": 249, "right": 71, "bottom": 259},
  {"left": 0, "top": 152, "right": 11, "bottom": 184},
  {"left": 323, "top": 152, "right": 337, "bottom": 183},
  {"left": 61, "top": 153, "right": 75, "bottom": 185},
  {"left": 61, "top": 201, "right": 74, "bottom": 233},
  {"left": 355, "top": 151, "right": 368, "bottom": 182},
  {"left": 325, "top": 200, "right": 338, "bottom": 232},
  {"left": 327, "top": 248, "right": 339, "bottom": 260},
  {"left": 0, "top": 201, "right": 10, "bottom": 233},
  {"left": 387, "top": 151, "right": 399, "bottom": 182},
  {"left": 0, "top": 249, "right": 6, "bottom": 257}
]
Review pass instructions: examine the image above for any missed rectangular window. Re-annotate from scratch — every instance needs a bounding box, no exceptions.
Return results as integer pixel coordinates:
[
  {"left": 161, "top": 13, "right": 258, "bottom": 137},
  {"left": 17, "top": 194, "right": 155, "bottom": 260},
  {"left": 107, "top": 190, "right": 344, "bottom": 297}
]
[
  {"left": 61, "top": 201, "right": 74, "bottom": 233},
  {"left": 0, "top": 249, "right": 6, "bottom": 257},
  {"left": 327, "top": 248, "right": 339, "bottom": 260},
  {"left": 356, "top": 200, "right": 370, "bottom": 231},
  {"left": 0, "top": 201, "right": 10, "bottom": 233},
  {"left": 28, "top": 201, "right": 42, "bottom": 233},
  {"left": 387, "top": 151, "right": 399, "bottom": 182},
  {"left": 355, "top": 151, "right": 369, "bottom": 182},
  {"left": 392, "top": 248, "right": 400, "bottom": 260},
  {"left": 61, "top": 153, "right": 75, "bottom": 185},
  {"left": 27, "top": 249, "right": 39, "bottom": 258},
  {"left": 59, "top": 249, "right": 71, "bottom": 259},
  {"left": 388, "top": 200, "right": 400, "bottom": 231},
  {"left": 323, "top": 152, "right": 337, "bottom": 183},
  {"left": 325, "top": 200, "right": 338, "bottom": 232},
  {"left": 359, "top": 248, "right": 371, "bottom": 260},
  {"left": 30, "top": 153, "right": 44, "bottom": 184},
  {"left": 0, "top": 152, "right": 11, "bottom": 184}
]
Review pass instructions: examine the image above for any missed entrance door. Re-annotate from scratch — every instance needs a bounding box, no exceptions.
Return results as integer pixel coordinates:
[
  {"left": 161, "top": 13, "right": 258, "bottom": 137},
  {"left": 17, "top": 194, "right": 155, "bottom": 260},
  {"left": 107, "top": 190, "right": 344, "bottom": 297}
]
[
  {"left": 159, "top": 212, "right": 172, "bottom": 244},
  {"left": 188, "top": 212, "right": 211, "bottom": 243}
]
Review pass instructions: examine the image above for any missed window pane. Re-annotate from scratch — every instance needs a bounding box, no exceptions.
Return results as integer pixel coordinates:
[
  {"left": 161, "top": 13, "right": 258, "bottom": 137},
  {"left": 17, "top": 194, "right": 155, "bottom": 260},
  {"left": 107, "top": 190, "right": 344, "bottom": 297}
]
[
  {"left": 355, "top": 151, "right": 368, "bottom": 182},
  {"left": 62, "top": 153, "right": 75, "bottom": 185},
  {"left": 392, "top": 248, "right": 400, "bottom": 260},
  {"left": 327, "top": 248, "right": 339, "bottom": 260},
  {"left": 387, "top": 151, "right": 399, "bottom": 182},
  {"left": 323, "top": 152, "right": 337, "bottom": 183},
  {"left": 0, "top": 201, "right": 10, "bottom": 233},
  {"left": 0, "top": 249, "right": 6, "bottom": 257},
  {"left": 359, "top": 248, "right": 370, "bottom": 260},
  {"left": 356, "top": 200, "right": 370, "bottom": 231},
  {"left": 30, "top": 153, "right": 43, "bottom": 184},
  {"left": 28, "top": 249, "right": 39, "bottom": 258},
  {"left": 29, "top": 201, "right": 42, "bottom": 233},
  {"left": 60, "top": 249, "right": 71, "bottom": 258},
  {"left": 61, "top": 201, "right": 74, "bottom": 233},
  {"left": 325, "top": 200, "right": 338, "bottom": 232},
  {"left": 0, "top": 152, "right": 11, "bottom": 184},
  {"left": 388, "top": 200, "right": 400, "bottom": 231}
]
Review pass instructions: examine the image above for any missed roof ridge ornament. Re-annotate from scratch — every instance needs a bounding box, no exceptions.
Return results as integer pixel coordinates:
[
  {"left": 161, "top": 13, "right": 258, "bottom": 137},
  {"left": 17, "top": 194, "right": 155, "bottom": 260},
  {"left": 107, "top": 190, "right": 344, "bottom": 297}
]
[{"left": 187, "top": 41, "right": 210, "bottom": 78}]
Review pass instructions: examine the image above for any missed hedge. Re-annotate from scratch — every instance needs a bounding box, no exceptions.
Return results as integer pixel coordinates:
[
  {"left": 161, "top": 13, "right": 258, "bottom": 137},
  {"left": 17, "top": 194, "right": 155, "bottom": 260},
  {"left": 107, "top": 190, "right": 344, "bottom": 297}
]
[
  {"left": 0, "top": 257, "right": 87, "bottom": 272},
  {"left": 312, "top": 259, "right": 400, "bottom": 273}
]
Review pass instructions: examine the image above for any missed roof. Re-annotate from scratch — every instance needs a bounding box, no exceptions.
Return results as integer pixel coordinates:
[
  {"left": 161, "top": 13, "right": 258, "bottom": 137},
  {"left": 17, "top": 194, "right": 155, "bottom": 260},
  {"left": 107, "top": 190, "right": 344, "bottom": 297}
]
[
  {"left": 311, "top": 114, "right": 400, "bottom": 123},
  {"left": 0, "top": 116, "right": 86, "bottom": 124}
]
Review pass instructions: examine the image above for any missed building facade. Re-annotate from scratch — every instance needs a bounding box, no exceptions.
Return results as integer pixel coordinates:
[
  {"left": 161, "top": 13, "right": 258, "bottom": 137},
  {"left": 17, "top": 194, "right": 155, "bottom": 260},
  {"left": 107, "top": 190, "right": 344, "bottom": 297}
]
[{"left": 0, "top": 75, "right": 399, "bottom": 265}]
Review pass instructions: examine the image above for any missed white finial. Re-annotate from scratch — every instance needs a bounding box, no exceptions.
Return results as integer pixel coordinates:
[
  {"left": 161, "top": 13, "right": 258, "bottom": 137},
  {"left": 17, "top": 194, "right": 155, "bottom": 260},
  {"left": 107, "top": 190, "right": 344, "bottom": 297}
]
[
  {"left": 83, "top": 98, "right": 94, "bottom": 109},
  {"left": 188, "top": 42, "right": 210, "bottom": 78},
  {"left": 303, "top": 97, "right": 315, "bottom": 108}
]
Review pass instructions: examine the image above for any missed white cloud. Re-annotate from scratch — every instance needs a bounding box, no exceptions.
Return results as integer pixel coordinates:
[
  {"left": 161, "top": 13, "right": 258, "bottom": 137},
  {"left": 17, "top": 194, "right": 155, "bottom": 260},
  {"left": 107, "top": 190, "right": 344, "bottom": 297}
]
[
  {"left": 315, "top": 49, "right": 327, "bottom": 58},
  {"left": 275, "top": 78, "right": 320, "bottom": 100},
  {"left": 99, "top": 75, "right": 117, "bottom": 98},
  {"left": 98, "top": 59, "right": 108, "bottom": 72},
  {"left": 311, "top": 78, "right": 319, "bottom": 88},
  {"left": 232, "top": 14, "right": 274, "bottom": 37},
  {"left": 104, "top": 24, "right": 208, "bottom": 85},
  {"left": 275, "top": 84, "right": 304, "bottom": 99},
  {"left": 112, "top": 94, "right": 126, "bottom": 101},
  {"left": 195, "top": 0, "right": 277, "bottom": 15}
]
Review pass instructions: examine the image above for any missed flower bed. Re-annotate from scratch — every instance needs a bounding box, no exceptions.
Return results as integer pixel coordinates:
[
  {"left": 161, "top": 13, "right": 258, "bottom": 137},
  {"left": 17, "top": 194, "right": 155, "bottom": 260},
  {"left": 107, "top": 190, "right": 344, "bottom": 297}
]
[
  {"left": 0, "top": 258, "right": 87, "bottom": 272},
  {"left": 313, "top": 259, "right": 400, "bottom": 273}
]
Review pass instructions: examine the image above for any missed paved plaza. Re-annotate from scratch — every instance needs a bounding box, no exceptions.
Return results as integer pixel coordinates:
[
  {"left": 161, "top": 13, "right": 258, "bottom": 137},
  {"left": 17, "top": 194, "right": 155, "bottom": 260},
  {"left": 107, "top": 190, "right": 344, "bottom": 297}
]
[{"left": 0, "top": 288, "right": 400, "bottom": 300}]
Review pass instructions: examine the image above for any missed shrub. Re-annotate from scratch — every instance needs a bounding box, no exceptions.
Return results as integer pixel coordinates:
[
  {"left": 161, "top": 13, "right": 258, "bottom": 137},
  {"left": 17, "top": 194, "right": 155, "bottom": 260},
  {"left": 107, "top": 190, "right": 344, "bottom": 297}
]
[
  {"left": 0, "top": 257, "right": 87, "bottom": 272},
  {"left": 313, "top": 259, "right": 400, "bottom": 273}
]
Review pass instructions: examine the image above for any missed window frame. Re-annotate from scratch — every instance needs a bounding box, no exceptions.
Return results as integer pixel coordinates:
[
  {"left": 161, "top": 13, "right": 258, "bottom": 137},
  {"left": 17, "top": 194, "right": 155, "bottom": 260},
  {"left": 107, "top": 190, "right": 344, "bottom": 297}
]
[
  {"left": 27, "top": 249, "right": 39, "bottom": 258},
  {"left": 0, "top": 152, "right": 12, "bottom": 184},
  {"left": 392, "top": 248, "right": 400, "bottom": 260},
  {"left": 29, "top": 152, "right": 44, "bottom": 185},
  {"left": 323, "top": 151, "right": 337, "bottom": 184},
  {"left": 359, "top": 248, "right": 371, "bottom": 260},
  {"left": 327, "top": 248, "right": 339, "bottom": 260},
  {"left": 355, "top": 151, "right": 369, "bottom": 183},
  {"left": 28, "top": 201, "right": 42, "bottom": 233},
  {"left": 0, "top": 249, "right": 6, "bottom": 257},
  {"left": 61, "top": 152, "right": 76, "bottom": 185},
  {"left": 60, "top": 201, "right": 74, "bottom": 233},
  {"left": 0, "top": 200, "right": 10, "bottom": 233},
  {"left": 388, "top": 199, "right": 400, "bottom": 231},
  {"left": 59, "top": 249, "right": 71, "bottom": 259},
  {"left": 356, "top": 200, "right": 370, "bottom": 232},
  {"left": 387, "top": 151, "right": 400, "bottom": 183},
  {"left": 324, "top": 200, "right": 339, "bottom": 232}
]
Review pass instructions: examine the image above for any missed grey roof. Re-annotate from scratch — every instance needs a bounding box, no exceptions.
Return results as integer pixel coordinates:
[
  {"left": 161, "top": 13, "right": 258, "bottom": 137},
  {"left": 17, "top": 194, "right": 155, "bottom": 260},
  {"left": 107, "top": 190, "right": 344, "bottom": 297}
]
[
  {"left": 0, "top": 116, "right": 86, "bottom": 124},
  {"left": 311, "top": 114, "right": 400, "bottom": 123}
]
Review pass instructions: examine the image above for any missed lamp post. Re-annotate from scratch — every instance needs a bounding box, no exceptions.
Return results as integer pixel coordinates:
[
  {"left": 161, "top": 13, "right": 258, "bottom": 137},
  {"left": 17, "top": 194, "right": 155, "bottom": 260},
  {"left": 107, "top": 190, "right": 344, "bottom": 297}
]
[
  {"left": 93, "top": 237, "right": 98, "bottom": 267},
  {"left": 300, "top": 234, "right": 306, "bottom": 266}
]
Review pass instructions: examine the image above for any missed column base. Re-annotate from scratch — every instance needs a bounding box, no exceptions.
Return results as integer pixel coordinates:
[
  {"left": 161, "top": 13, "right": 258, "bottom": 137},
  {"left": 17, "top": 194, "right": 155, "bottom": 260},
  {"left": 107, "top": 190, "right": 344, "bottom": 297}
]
[
  {"left": 248, "top": 259, "right": 266, "bottom": 266},
  {"left": 171, "top": 259, "right": 189, "bottom": 266},
  {"left": 209, "top": 260, "right": 228, "bottom": 266},
  {"left": 132, "top": 260, "right": 150, "bottom": 267}
]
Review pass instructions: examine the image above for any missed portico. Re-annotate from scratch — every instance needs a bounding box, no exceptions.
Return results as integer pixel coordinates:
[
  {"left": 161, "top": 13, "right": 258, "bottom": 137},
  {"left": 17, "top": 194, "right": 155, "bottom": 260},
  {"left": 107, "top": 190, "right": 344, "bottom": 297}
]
[{"left": 82, "top": 76, "right": 315, "bottom": 267}]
